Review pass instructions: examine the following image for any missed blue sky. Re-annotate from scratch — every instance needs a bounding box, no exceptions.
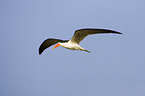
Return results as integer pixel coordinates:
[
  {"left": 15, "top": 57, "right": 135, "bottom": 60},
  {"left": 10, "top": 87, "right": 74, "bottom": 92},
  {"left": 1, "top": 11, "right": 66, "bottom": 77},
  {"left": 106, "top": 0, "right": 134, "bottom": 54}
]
[{"left": 0, "top": 0, "right": 145, "bottom": 96}]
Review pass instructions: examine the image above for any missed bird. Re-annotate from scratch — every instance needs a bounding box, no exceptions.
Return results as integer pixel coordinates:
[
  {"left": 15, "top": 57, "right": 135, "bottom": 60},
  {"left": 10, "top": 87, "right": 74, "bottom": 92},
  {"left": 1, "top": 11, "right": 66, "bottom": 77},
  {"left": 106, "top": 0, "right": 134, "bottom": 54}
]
[{"left": 39, "top": 28, "right": 122, "bottom": 55}]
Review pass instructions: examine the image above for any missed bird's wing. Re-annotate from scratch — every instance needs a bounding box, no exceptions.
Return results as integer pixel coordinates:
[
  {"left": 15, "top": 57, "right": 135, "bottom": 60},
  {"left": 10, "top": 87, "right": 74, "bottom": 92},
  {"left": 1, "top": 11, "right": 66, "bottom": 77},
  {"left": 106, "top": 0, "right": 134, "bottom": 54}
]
[
  {"left": 70, "top": 28, "right": 122, "bottom": 44},
  {"left": 39, "top": 38, "right": 64, "bottom": 55}
]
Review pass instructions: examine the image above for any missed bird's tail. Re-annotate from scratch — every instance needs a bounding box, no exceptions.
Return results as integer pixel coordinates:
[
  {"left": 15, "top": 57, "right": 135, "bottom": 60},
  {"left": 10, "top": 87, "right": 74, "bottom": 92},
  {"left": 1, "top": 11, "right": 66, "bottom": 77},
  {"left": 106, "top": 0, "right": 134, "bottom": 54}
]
[{"left": 84, "top": 49, "right": 91, "bottom": 53}]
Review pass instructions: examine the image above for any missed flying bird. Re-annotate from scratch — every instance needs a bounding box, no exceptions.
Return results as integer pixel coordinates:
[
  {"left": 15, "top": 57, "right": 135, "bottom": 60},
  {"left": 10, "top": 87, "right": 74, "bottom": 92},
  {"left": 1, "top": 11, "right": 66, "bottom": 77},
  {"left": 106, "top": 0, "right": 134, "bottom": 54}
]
[{"left": 39, "top": 28, "right": 122, "bottom": 55}]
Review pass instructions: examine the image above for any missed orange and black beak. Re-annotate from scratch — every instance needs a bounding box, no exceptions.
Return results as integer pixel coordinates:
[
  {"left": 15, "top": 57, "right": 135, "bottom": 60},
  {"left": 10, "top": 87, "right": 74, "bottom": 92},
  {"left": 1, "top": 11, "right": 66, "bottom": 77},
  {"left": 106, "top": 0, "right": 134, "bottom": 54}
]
[{"left": 52, "top": 43, "right": 60, "bottom": 50}]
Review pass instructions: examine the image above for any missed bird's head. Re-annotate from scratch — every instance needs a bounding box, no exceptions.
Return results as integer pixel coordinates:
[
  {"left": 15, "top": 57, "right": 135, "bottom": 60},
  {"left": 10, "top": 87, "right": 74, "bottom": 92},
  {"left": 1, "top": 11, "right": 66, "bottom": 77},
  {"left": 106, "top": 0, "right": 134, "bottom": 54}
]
[{"left": 52, "top": 43, "right": 60, "bottom": 50}]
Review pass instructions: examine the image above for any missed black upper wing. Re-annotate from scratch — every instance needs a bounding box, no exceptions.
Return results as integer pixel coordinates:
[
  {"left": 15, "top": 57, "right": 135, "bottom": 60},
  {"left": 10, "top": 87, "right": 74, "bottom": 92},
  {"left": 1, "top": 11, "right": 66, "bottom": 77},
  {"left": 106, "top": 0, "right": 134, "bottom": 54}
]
[
  {"left": 39, "top": 38, "right": 64, "bottom": 55},
  {"left": 70, "top": 28, "right": 122, "bottom": 44}
]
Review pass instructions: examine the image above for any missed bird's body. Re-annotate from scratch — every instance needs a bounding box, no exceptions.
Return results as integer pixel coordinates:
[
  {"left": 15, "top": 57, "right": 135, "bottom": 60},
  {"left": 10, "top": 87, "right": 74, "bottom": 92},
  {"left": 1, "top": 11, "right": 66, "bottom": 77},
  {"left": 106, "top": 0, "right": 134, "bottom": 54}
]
[
  {"left": 60, "top": 41, "right": 82, "bottom": 50},
  {"left": 39, "top": 28, "right": 122, "bottom": 55},
  {"left": 59, "top": 41, "right": 90, "bottom": 52}
]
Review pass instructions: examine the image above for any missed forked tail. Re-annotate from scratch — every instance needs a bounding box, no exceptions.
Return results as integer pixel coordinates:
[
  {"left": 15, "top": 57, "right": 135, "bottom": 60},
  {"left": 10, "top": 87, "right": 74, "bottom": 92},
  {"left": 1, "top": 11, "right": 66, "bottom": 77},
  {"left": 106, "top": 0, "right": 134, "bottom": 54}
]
[{"left": 83, "top": 49, "right": 91, "bottom": 53}]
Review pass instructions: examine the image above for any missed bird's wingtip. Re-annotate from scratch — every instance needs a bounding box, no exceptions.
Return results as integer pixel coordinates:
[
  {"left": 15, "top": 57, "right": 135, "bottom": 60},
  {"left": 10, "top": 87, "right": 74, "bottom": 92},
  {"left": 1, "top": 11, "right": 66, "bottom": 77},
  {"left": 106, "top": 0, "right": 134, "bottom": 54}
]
[
  {"left": 39, "top": 52, "right": 41, "bottom": 55},
  {"left": 118, "top": 32, "right": 123, "bottom": 34},
  {"left": 39, "top": 48, "right": 43, "bottom": 55}
]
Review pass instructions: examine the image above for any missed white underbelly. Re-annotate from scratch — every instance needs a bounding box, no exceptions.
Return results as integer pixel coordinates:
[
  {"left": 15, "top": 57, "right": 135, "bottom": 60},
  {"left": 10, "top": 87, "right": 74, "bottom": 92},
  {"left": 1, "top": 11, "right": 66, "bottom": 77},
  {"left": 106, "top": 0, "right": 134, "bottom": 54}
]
[{"left": 59, "top": 42, "right": 83, "bottom": 50}]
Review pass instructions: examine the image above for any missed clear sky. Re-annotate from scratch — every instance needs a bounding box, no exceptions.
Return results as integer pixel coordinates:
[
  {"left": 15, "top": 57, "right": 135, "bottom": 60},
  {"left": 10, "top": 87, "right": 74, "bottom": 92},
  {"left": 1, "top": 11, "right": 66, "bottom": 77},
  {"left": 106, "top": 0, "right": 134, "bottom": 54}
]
[{"left": 0, "top": 0, "right": 145, "bottom": 96}]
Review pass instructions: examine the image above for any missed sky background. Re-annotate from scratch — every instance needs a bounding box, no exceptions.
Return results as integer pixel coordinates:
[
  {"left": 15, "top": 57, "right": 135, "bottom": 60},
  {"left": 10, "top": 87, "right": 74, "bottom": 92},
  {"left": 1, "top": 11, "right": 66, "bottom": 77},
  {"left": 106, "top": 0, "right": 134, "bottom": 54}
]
[{"left": 0, "top": 0, "right": 145, "bottom": 96}]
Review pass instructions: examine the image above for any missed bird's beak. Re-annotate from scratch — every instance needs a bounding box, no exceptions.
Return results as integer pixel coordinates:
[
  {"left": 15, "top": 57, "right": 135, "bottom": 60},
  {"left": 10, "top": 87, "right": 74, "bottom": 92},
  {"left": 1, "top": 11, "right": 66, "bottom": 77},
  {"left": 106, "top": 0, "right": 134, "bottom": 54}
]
[{"left": 52, "top": 43, "right": 60, "bottom": 50}]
